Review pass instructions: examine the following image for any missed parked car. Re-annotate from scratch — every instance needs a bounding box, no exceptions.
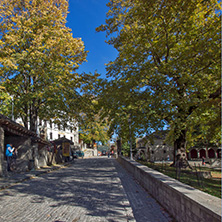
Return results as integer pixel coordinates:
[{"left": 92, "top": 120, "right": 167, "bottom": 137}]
[
  {"left": 102, "top": 150, "right": 107, "bottom": 156},
  {"left": 73, "top": 150, "right": 84, "bottom": 159},
  {"left": 72, "top": 151, "right": 78, "bottom": 159}
]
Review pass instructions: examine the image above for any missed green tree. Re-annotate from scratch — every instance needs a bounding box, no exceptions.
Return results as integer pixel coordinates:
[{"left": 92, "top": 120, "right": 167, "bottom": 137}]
[
  {"left": 0, "top": 86, "right": 11, "bottom": 115},
  {"left": 79, "top": 110, "right": 110, "bottom": 146},
  {"left": 0, "top": 0, "right": 87, "bottom": 131},
  {"left": 97, "top": 0, "right": 221, "bottom": 163}
]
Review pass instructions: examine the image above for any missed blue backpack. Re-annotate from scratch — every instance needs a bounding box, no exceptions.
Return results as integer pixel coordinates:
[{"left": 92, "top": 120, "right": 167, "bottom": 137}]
[{"left": 6, "top": 145, "right": 12, "bottom": 157}]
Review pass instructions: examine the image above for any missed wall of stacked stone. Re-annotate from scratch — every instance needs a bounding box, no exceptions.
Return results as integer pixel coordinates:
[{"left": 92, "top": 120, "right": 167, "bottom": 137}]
[
  {"left": 1, "top": 134, "right": 49, "bottom": 173},
  {"left": 11, "top": 143, "right": 49, "bottom": 171},
  {"left": 0, "top": 127, "right": 4, "bottom": 176},
  {"left": 15, "top": 137, "right": 32, "bottom": 172},
  {"left": 37, "top": 146, "right": 47, "bottom": 167},
  {"left": 117, "top": 156, "right": 221, "bottom": 222}
]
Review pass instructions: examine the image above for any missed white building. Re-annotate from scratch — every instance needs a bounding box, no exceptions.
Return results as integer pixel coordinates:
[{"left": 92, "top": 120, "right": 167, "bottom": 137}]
[
  {"left": 16, "top": 118, "right": 79, "bottom": 146},
  {"left": 38, "top": 119, "right": 79, "bottom": 145}
]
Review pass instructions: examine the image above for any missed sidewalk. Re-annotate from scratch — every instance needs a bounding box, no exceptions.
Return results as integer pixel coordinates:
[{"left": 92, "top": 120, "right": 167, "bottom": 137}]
[
  {"left": 0, "top": 157, "right": 173, "bottom": 222},
  {"left": 0, "top": 162, "right": 72, "bottom": 190}
]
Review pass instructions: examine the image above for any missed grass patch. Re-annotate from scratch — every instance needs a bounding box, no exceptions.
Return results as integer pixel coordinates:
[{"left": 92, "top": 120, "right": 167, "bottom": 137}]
[{"left": 138, "top": 161, "right": 221, "bottom": 199}]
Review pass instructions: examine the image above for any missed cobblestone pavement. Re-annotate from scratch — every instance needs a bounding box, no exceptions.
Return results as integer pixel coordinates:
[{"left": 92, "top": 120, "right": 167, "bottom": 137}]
[{"left": 0, "top": 157, "right": 174, "bottom": 222}]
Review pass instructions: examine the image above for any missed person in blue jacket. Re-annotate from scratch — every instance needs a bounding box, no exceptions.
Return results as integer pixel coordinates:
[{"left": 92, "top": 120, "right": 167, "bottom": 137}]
[{"left": 6, "top": 144, "right": 14, "bottom": 171}]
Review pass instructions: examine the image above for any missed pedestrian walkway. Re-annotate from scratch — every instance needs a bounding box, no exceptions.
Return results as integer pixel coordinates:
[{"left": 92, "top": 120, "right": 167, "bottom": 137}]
[
  {"left": 0, "top": 157, "right": 174, "bottom": 222},
  {"left": 0, "top": 162, "right": 70, "bottom": 190},
  {"left": 113, "top": 159, "right": 173, "bottom": 222}
]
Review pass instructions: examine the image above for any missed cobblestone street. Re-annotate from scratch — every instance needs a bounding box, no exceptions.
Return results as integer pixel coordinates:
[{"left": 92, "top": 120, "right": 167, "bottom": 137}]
[{"left": 0, "top": 157, "right": 173, "bottom": 222}]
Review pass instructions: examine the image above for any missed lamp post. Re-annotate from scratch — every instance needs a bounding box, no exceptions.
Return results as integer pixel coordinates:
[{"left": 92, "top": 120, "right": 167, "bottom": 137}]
[
  {"left": 11, "top": 95, "right": 14, "bottom": 121},
  {"left": 128, "top": 114, "right": 133, "bottom": 160}
]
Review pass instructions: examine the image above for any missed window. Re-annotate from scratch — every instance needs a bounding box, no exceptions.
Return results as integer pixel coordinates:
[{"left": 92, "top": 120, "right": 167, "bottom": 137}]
[
  {"left": 58, "top": 124, "right": 61, "bottom": 130},
  {"left": 70, "top": 137, "right": 73, "bottom": 141},
  {"left": 50, "top": 133, "right": 53, "bottom": 140},
  {"left": 58, "top": 134, "right": 60, "bottom": 138},
  {"left": 50, "top": 120, "right": 52, "bottom": 128}
]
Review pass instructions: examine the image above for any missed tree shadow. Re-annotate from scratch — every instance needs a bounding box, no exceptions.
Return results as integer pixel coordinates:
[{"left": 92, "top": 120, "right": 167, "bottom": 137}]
[{"left": 0, "top": 158, "right": 133, "bottom": 221}]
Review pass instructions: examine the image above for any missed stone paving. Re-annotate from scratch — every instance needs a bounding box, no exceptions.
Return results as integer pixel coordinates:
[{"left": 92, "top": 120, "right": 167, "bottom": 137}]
[{"left": 0, "top": 157, "right": 174, "bottom": 222}]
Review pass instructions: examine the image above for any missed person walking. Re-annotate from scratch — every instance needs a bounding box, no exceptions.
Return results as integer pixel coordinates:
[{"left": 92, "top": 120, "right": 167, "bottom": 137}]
[
  {"left": 11, "top": 147, "right": 18, "bottom": 170},
  {"left": 202, "top": 156, "right": 205, "bottom": 166},
  {"left": 6, "top": 144, "right": 14, "bottom": 171}
]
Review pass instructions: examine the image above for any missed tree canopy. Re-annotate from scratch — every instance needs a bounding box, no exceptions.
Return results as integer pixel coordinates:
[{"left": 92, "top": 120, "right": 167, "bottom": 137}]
[
  {"left": 79, "top": 113, "right": 110, "bottom": 146},
  {"left": 0, "top": 0, "right": 89, "bottom": 131},
  {"left": 97, "top": 0, "right": 221, "bottom": 160}
]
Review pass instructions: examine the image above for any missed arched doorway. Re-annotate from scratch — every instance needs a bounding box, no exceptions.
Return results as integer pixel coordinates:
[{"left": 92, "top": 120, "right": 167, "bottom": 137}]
[
  {"left": 199, "top": 149, "right": 206, "bottom": 158},
  {"left": 217, "top": 149, "right": 221, "bottom": 158},
  {"left": 190, "top": 149, "right": 198, "bottom": 159},
  {"left": 208, "top": 148, "right": 215, "bottom": 158}
]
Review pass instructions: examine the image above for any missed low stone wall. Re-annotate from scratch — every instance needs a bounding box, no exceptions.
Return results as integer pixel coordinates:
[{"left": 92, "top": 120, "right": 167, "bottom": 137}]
[
  {"left": 9, "top": 143, "right": 49, "bottom": 172},
  {"left": 117, "top": 156, "right": 221, "bottom": 222},
  {"left": 83, "top": 148, "right": 97, "bottom": 158}
]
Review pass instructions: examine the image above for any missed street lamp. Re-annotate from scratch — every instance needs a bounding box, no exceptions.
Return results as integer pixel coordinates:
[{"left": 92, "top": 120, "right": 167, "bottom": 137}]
[{"left": 128, "top": 114, "right": 133, "bottom": 160}]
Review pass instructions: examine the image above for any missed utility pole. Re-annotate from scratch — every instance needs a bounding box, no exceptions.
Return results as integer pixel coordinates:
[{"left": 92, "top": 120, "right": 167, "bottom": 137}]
[{"left": 11, "top": 95, "right": 14, "bottom": 121}]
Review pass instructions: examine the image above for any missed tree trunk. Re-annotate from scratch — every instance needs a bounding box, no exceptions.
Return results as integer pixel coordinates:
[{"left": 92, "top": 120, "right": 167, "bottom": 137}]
[
  {"left": 172, "top": 129, "right": 192, "bottom": 169},
  {"left": 175, "top": 129, "right": 187, "bottom": 160},
  {"left": 117, "top": 139, "right": 122, "bottom": 156},
  {"left": 21, "top": 104, "right": 29, "bottom": 129},
  {"left": 29, "top": 104, "right": 38, "bottom": 133}
]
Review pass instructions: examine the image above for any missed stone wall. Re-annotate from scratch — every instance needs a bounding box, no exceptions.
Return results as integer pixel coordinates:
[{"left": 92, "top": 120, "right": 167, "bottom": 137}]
[
  {"left": 117, "top": 156, "right": 221, "bottom": 222},
  {"left": 1, "top": 132, "right": 50, "bottom": 175},
  {"left": 83, "top": 148, "right": 97, "bottom": 158},
  {"left": 14, "top": 137, "right": 32, "bottom": 172},
  {"left": 0, "top": 114, "right": 51, "bottom": 176},
  {"left": 0, "top": 127, "right": 4, "bottom": 176},
  {"left": 136, "top": 137, "right": 174, "bottom": 161},
  {"left": 149, "top": 138, "right": 174, "bottom": 161},
  {"left": 37, "top": 146, "right": 48, "bottom": 167}
]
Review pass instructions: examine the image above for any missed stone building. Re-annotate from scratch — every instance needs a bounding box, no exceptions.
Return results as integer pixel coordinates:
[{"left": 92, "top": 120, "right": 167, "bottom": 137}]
[
  {"left": 136, "top": 130, "right": 221, "bottom": 165},
  {"left": 187, "top": 145, "right": 221, "bottom": 167},
  {"left": 188, "top": 146, "right": 221, "bottom": 159},
  {"left": 0, "top": 114, "right": 50, "bottom": 177},
  {"left": 136, "top": 131, "right": 174, "bottom": 162}
]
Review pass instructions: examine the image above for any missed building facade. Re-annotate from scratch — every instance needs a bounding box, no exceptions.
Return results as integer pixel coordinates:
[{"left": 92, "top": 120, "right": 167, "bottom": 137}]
[
  {"left": 16, "top": 118, "right": 79, "bottom": 147},
  {"left": 188, "top": 146, "right": 221, "bottom": 159},
  {"left": 136, "top": 131, "right": 221, "bottom": 164},
  {"left": 0, "top": 114, "right": 50, "bottom": 176},
  {"left": 136, "top": 131, "right": 174, "bottom": 162}
]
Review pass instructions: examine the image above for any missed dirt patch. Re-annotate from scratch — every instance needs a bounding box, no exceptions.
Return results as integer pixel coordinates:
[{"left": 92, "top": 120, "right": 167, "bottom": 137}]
[{"left": 211, "top": 172, "right": 221, "bottom": 179}]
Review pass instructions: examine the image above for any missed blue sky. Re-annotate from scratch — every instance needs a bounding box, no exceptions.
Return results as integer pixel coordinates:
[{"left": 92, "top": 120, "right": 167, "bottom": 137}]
[{"left": 66, "top": 0, "right": 117, "bottom": 79}]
